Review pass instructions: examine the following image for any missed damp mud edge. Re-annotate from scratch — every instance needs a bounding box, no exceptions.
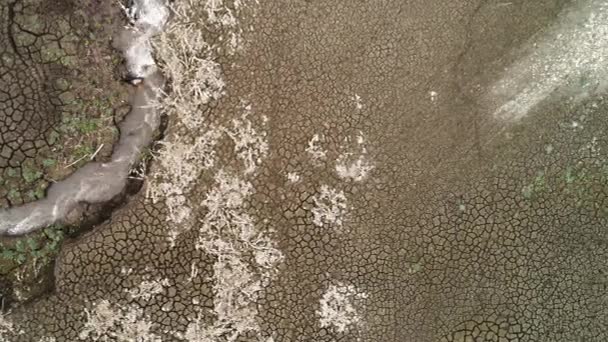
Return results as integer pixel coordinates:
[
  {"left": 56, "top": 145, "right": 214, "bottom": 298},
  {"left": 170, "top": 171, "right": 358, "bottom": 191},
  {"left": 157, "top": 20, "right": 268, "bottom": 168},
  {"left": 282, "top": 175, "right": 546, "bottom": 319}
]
[{"left": 0, "top": 0, "right": 170, "bottom": 235}]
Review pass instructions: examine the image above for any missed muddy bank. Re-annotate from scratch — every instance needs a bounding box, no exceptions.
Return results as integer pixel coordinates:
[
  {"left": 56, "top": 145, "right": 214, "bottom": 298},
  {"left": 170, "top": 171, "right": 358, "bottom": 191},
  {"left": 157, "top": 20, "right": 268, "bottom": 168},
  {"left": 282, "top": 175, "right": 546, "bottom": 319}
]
[{"left": 0, "top": 0, "right": 169, "bottom": 235}]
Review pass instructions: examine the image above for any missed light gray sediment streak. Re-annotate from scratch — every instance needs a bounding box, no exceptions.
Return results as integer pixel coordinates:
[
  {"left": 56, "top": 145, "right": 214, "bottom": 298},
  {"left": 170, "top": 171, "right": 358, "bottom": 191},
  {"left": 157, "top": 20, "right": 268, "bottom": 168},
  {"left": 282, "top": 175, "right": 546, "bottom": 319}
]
[{"left": 489, "top": 0, "right": 608, "bottom": 122}]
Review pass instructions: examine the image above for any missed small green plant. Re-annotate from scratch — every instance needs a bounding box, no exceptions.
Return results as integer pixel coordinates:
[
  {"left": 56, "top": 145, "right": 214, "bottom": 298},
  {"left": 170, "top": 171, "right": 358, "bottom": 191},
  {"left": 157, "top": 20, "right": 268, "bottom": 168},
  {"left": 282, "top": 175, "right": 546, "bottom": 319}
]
[
  {"left": 74, "top": 145, "right": 94, "bottom": 158},
  {"left": 22, "top": 165, "right": 42, "bottom": 184},
  {"left": 60, "top": 116, "right": 100, "bottom": 135},
  {"left": 48, "top": 131, "right": 60, "bottom": 145},
  {"left": 565, "top": 166, "right": 576, "bottom": 184},
  {"left": 26, "top": 183, "right": 45, "bottom": 200},
  {"left": 0, "top": 225, "right": 65, "bottom": 273},
  {"left": 7, "top": 188, "right": 20, "bottom": 201},
  {"left": 522, "top": 171, "right": 547, "bottom": 200},
  {"left": 6, "top": 168, "right": 18, "bottom": 178},
  {"left": 78, "top": 119, "right": 99, "bottom": 134},
  {"left": 60, "top": 55, "right": 77, "bottom": 68},
  {"left": 42, "top": 159, "right": 57, "bottom": 168}
]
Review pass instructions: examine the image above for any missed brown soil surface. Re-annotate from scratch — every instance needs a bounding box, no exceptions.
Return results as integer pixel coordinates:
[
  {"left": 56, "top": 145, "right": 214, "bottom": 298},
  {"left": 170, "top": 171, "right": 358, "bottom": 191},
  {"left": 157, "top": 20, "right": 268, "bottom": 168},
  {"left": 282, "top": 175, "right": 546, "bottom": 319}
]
[{"left": 5, "top": 1, "right": 608, "bottom": 342}]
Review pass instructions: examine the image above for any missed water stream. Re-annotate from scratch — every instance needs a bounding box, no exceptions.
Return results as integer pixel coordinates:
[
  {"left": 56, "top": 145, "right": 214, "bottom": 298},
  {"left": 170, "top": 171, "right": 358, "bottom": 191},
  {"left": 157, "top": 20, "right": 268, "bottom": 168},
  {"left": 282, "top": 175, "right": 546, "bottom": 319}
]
[{"left": 0, "top": 0, "right": 169, "bottom": 235}]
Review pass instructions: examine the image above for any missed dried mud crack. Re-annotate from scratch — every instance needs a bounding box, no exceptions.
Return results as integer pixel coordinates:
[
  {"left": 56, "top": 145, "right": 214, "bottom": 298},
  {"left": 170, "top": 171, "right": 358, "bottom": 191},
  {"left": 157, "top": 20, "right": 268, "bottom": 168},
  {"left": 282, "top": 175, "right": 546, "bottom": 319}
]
[{"left": 3, "top": 0, "right": 608, "bottom": 341}]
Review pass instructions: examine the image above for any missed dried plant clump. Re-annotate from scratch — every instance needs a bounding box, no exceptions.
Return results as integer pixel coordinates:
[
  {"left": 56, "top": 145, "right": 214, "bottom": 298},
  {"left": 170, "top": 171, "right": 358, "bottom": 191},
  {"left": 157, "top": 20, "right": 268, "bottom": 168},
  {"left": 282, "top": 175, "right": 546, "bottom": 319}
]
[
  {"left": 153, "top": 23, "right": 225, "bottom": 130},
  {"left": 306, "top": 134, "right": 328, "bottom": 165},
  {"left": 335, "top": 132, "right": 374, "bottom": 182},
  {"left": 225, "top": 109, "right": 269, "bottom": 175},
  {"left": 187, "top": 170, "right": 283, "bottom": 341},
  {"left": 146, "top": 129, "right": 221, "bottom": 225},
  {"left": 145, "top": 2, "right": 283, "bottom": 340},
  {"left": 318, "top": 283, "right": 368, "bottom": 333},
  {"left": 311, "top": 185, "right": 348, "bottom": 229},
  {"left": 79, "top": 300, "right": 161, "bottom": 341}
]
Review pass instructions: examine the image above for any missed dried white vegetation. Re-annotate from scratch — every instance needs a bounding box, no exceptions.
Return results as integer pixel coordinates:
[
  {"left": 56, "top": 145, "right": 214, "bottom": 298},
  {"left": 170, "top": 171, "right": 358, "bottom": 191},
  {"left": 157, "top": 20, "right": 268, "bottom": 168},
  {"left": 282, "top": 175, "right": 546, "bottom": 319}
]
[
  {"left": 306, "top": 134, "right": 327, "bottom": 165},
  {"left": 148, "top": 1, "right": 282, "bottom": 340},
  {"left": 126, "top": 277, "right": 170, "bottom": 301},
  {"left": 225, "top": 109, "right": 269, "bottom": 174},
  {"left": 175, "top": 313, "right": 218, "bottom": 342},
  {"left": 351, "top": 94, "right": 364, "bottom": 110},
  {"left": 318, "top": 283, "right": 368, "bottom": 333},
  {"left": 205, "top": 0, "right": 238, "bottom": 26},
  {"left": 335, "top": 133, "right": 374, "bottom": 182},
  {"left": 148, "top": 0, "right": 263, "bottom": 234},
  {"left": 0, "top": 312, "right": 22, "bottom": 339},
  {"left": 203, "top": 0, "right": 254, "bottom": 52},
  {"left": 335, "top": 155, "right": 374, "bottom": 182},
  {"left": 185, "top": 170, "right": 282, "bottom": 341},
  {"left": 80, "top": 300, "right": 161, "bottom": 341},
  {"left": 120, "top": 266, "right": 134, "bottom": 276},
  {"left": 188, "top": 262, "right": 201, "bottom": 283},
  {"left": 152, "top": 0, "right": 259, "bottom": 126},
  {"left": 147, "top": 0, "right": 228, "bottom": 231},
  {"left": 148, "top": 107, "right": 268, "bottom": 241},
  {"left": 147, "top": 129, "right": 221, "bottom": 225},
  {"left": 154, "top": 23, "right": 224, "bottom": 130},
  {"left": 177, "top": 314, "right": 278, "bottom": 342},
  {"left": 311, "top": 185, "right": 348, "bottom": 228},
  {"left": 38, "top": 337, "right": 57, "bottom": 342},
  {"left": 199, "top": 171, "right": 283, "bottom": 268},
  {"left": 287, "top": 172, "right": 300, "bottom": 183}
]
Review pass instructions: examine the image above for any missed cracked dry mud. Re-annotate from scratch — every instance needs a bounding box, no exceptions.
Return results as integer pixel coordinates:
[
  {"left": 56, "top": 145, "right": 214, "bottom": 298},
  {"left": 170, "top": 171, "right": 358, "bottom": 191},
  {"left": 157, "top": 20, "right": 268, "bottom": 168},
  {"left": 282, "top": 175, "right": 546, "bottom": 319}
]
[{"left": 2, "top": 0, "right": 608, "bottom": 341}]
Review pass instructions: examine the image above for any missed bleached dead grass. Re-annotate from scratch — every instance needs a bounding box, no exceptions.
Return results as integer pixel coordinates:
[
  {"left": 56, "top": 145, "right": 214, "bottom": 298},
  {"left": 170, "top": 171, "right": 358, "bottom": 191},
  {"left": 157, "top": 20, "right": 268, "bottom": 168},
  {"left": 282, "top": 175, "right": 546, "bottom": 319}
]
[
  {"left": 335, "top": 133, "right": 374, "bottom": 182},
  {"left": 306, "top": 134, "right": 327, "bottom": 165},
  {"left": 38, "top": 337, "right": 57, "bottom": 342},
  {"left": 147, "top": 129, "right": 221, "bottom": 225},
  {"left": 153, "top": 23, "right": 224, "bottom": 130},
  {"left": 225, "top": 109, "right": 269, "bottom": 174},
  {"left": 318, "top": 282, "right": 368, "bottom": 333},
  {"left": 80, "top": 300, "right": 161, "bottom": 341},
  {"left": 147, "top": 0, "right": 265, "bottom": 229},
  {"left": 147, "top": 1, "right": 283, "bottom": 340},
  {"left": 126, "top": 277, "right": 170, "bottom": 301},
  {"left": 312, "top": 185, "right": 348, "bottom": 229},
  {"left": 336, "top": 155, "right": 374, "bottom": 182},
  {"left": 0, "top": 312, "right": 22, "bottom": 339},
  {"left": 203, "top": 0, "right": 252, "bottom": 52},
  {"left": 351, "top": 94, "right": 364, "bottom": 110},
  {"left": 146, "top": 0, "right": 228, "bottom": 227},
  {"left": 188, "top": 170, "right": 283, "bottom": 341},
  {"left": 287, "top": 172, "right": 300, "bottom": 183}
]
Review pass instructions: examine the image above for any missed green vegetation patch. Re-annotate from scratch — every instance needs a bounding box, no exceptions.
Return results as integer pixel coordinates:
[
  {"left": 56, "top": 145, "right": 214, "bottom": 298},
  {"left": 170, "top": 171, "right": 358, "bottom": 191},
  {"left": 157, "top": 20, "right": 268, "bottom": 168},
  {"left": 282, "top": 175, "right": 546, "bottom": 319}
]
[{"left": 0, "top": 225, "right": 65, "bottom": 275}]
